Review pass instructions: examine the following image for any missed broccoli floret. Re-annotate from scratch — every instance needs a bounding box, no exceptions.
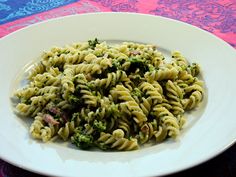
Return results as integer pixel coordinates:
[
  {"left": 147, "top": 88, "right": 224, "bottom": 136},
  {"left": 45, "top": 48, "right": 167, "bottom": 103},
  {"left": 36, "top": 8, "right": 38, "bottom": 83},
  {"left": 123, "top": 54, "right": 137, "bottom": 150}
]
[
  {"left": 110, "top": 61, "right": 120, "bottom": 72},
  {"left": 93, "top": 120, "right": 106, "bottom": 132},
  {"left": 71, "top": 112, "right": 80, "bottom": 121},
  {"left": 71, "top": 131, "right": 93, "bottom": 149},
  {"left": 131, "top": 88, "right": 143, "bottom": 99},
  {"left": 68, "top": 95, "right": 81, "bottom": 105},
  {"left": 87, "top": 82, "right": 95, "bottom": 90},
  {"left": 128, "top": 57, "right": 149, "bottom": 75},
  {"left": 53, "top": 114, "right": 61, "bottom": 121},
  {"left": 88, "top": 38, "right": 100, "bottom": 49},
  {"left": 107, "top": 104, "right": 121, "bottom": 117}
]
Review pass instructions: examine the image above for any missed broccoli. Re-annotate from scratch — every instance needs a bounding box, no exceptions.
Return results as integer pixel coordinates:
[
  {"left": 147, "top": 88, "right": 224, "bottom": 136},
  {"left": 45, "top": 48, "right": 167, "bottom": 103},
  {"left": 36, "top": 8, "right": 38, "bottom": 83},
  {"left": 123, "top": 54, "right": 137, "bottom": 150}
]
[
  {"left": 71, "top": 112, "right": 80, "bottom": 121},
  {"left": 68, "top": 95, "right": 81, "bottom": 105},
  {"left": 88, "top": 38, "right": 100, "bottom": 49},
  {"left": 71, "top": 131, "right": 93, "bottom": 149},
  {"left": 109, "top": 60, "right": 120, "bottom": 72},
  {"left": 128, "top": 57, "right": 149, "bottom": 75},
  {"left": 93, "top": 120, "right": 106, "bottom": 132},
  {"left": 107, "top": 103, "right": 121, "bottom": 117},
  {"left": 87, "top": 82, "right": 95, "bottom": 90},
  {"left": 131, "top": 88, "right": 143, "bottom": 99}
]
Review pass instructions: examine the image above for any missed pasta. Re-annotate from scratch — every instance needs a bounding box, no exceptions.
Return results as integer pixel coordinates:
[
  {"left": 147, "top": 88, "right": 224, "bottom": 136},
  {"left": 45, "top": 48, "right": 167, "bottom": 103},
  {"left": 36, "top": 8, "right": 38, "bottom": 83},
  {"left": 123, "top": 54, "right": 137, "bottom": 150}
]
[{"left": 14, "top": 39, "right": 204, "bottom": 151}]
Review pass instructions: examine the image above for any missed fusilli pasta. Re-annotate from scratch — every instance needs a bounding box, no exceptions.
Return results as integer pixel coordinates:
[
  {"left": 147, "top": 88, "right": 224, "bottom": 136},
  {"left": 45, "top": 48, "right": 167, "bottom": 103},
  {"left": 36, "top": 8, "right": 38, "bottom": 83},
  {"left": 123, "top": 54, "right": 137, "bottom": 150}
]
[{"left": 14, "top": 39, "right": 204, "bottom": 151}]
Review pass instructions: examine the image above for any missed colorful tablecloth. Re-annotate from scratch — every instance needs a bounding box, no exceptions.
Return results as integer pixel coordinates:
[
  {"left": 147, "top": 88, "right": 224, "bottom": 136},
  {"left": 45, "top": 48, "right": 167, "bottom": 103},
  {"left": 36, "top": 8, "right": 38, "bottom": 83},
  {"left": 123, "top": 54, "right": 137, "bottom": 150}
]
[{"left": 0, "top": 0, "right": 235, "bottom": 177}]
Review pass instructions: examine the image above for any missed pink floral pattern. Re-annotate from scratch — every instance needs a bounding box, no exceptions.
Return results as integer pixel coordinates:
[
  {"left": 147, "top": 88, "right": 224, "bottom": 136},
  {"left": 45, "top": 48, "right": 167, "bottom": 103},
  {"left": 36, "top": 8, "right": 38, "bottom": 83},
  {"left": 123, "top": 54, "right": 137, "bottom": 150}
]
[
  {"left": 0, "top": 0, "right": 236, "bottom": 177},
  {"left": 150, "top": 0, "right": 236, "bottom": 47}
]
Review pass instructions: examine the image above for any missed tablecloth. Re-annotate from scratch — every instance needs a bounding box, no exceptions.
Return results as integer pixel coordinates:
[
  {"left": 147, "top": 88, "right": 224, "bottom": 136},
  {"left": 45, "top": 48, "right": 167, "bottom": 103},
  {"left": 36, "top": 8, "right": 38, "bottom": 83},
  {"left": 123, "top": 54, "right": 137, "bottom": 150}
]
[{"left": 0, "top": 0, "right": 235, "bottom": 177}]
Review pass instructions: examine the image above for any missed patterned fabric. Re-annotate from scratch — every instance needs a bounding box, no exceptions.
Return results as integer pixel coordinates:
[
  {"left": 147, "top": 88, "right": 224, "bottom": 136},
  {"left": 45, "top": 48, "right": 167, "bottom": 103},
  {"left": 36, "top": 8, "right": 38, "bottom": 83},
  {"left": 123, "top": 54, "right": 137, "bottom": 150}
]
[
  {"left": 0, "top": 0, "right": 235, "bottom": 47},
  {"left": 0, "top": 0, "right": 235, "bottom": 177},
  {"left": 0, "top": 0, "right": 80, "bottom": 24}
]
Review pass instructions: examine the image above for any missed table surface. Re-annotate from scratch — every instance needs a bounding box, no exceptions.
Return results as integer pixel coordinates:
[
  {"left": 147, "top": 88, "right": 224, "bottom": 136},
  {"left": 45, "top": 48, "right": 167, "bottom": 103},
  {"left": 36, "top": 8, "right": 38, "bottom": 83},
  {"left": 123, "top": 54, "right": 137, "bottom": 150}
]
[{"left": 0, "top": 0, "right": 235, "bottom": 177}]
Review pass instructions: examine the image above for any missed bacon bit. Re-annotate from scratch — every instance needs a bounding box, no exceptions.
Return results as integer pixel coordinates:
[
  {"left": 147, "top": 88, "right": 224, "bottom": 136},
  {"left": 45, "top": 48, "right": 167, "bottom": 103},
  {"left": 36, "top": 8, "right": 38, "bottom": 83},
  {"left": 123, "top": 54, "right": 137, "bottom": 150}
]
[
  {"left": 130, "top": 50, "right": 141, "bottom": 55},
  {"left": 43, "top": 114, "right": 59, "bottom": 125},
  {"left": 48, "top": 107, "right": 61, "bottom": 115},
  {"left": 141, "top": 124, "right": 149, "bottom": 133},
  {"left": 48, "top": 106, "right": 68, "bottom": 123}
]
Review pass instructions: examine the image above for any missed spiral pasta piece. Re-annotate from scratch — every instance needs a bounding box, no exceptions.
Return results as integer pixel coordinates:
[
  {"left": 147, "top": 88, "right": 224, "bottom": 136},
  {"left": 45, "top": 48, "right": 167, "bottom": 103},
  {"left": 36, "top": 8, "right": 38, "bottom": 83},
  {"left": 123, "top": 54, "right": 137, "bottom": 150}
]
[
  {"left": 97, "top": 130, "right": 139, "bottom": 151},
  {"left": 30, "top": 73, "right": 61, "bottom": 88},
  {"left": 91, "top": 70, "right": 127, "bottom": 89},
  {"left": 139, "top": 120, "right": 158, "bottom": 144},
  {"left": 117, "top": 116, "right": 131, "bottom": 136},
  {"left": 139, "top": 97, "right": 152, "bottom": 116},
  {"left": 139, "top": 82, "right": 163, "bottom": 104},
  {"left": 16, "top": 103, "right": 41, "bottom": 117},
  {"left": 75, "top": 74, "right": 98, "bottom": 107},
  {"left": 144, "top": 67, "right": 179, "bottom": 82},
  {"left": 28, "top": 62, "right": 45, "bottom": 80},
  {"left": 14, "top": 87, "right": 39, "bottom": 100},
  {"left": 30, "top": 114, "right": 59, "bottom": 142},
  {"left": 111, "top": 85, "right": 147, "bottom": 125},
  {"left": 171, "top": 51, "right": 188, "bottom": 68},
  {"left": 61, "top": 66, "right": 75, "bottom": 93},
  {"left": 187, "top": 63, "right": 200, "bottom": 77},
  {"left": 165, "top": 80, "right": 184, "bottom": 115},
  {"left": 184, "top": 91, "right": 203, "bottom": 110},
  {"left": 154, "top": 125, "right": 168, "bottom": 142},
  {"left": 58, "top": 121, "right": 75, "bottom": 141}
]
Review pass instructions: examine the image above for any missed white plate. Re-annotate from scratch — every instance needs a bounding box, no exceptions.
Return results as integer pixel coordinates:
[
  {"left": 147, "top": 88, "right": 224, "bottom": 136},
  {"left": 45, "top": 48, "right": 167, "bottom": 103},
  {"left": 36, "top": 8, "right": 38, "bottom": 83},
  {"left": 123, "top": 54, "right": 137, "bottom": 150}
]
[{"left": 0, "top": 13, "right": 236, "bottom": 177}]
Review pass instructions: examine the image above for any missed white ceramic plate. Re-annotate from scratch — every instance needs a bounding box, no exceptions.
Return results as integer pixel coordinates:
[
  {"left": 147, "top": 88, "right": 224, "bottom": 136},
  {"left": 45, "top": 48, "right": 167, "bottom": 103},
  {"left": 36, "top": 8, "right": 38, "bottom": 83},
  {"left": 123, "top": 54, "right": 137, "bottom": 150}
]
[{"left": 0, "top": 13, "right": 236, "bottom": 177}]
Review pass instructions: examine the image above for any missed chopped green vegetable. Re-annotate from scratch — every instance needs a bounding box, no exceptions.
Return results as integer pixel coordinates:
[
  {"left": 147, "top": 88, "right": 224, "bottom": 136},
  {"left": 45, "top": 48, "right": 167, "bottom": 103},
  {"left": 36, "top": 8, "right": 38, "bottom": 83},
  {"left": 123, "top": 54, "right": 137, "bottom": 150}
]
[
  {"left": 71, "top": 131, "right": 94, "bottom": 149},
  {"left": 110, "top": 60, "right": 120, "bottom": 72},
  {"left": 53, "top": 114, "right": 61, "bottom": 120},
  {"left": 131, "top": 88, "right": 143, "bottom": 99},
  {"left": 128, "top": 57, "right": 149, "bottom": 75},
  {"left": 93, "top": 120, "right": 106, "bottom": 132},
  {"left": 148, "top": 64, "right": 155, "bottom": 72},
  {"left": 107, "top": 104, "right": 120, "bottom": 117},
  {"left": 88, "top": 38, "right": 100, "bottom": 49},
  {"left": 71, "top": 112, "right": 80, "bottom": 121},
  {"left": 68, "top": 95, "right": 80, "bottom": 104}
]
